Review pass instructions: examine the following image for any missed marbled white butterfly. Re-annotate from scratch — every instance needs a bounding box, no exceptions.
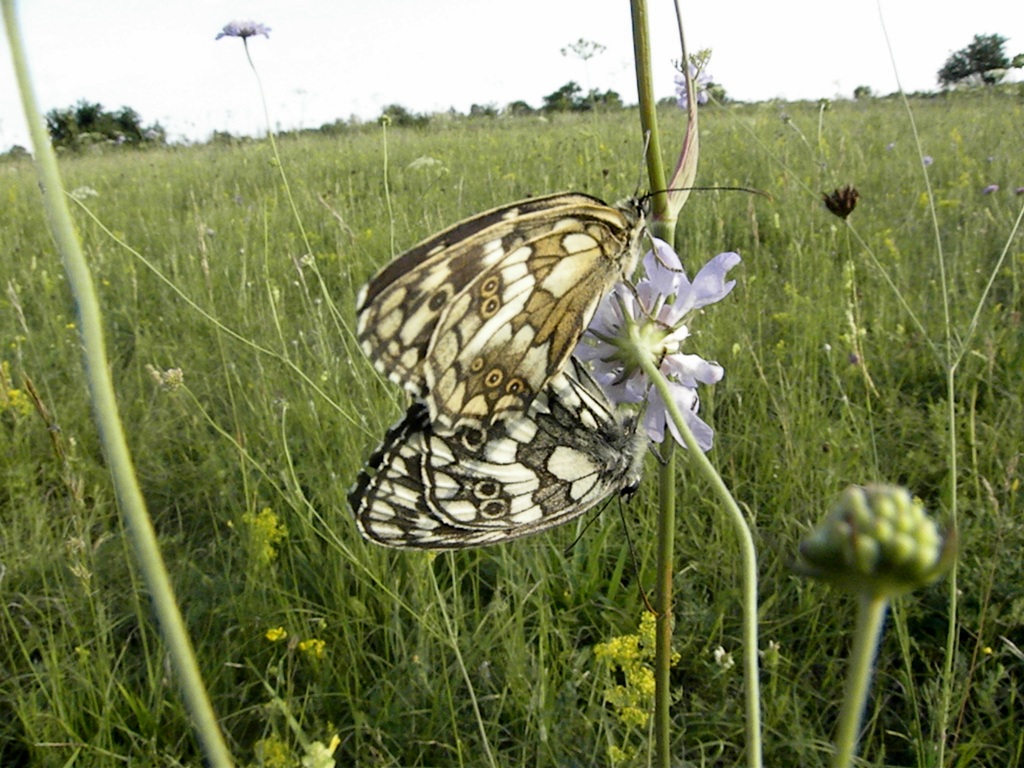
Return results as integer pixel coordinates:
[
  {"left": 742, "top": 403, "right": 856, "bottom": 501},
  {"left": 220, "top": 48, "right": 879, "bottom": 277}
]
[
  {"left": 355, "top": 192, "right": 644, "bottom": 430},
  {"left": 349, "top": 358, "right": 648, "bottom": 549}
]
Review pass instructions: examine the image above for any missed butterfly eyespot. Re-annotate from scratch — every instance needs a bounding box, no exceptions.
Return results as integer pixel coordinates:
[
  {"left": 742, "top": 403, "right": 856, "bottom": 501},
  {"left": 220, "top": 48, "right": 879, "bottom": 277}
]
[
  {"left": 459, "top": 427, "right": 486, "bottom": 451},
  {"left": 483, "top": 369, "right": 504, "bottom": 388},
  {"left": 479, "top": 296, "right": 501, "bottom": 318},
  {"left": 479, "top": 276, "right": 501, "bottom": 297},
  {"left": 479, "top": 499, "right": 509, "bottom": 518},
  {"left": 505, "top": 377, "right": 527, "bottom": 396},
  {"left": 473, "top": 480, "right": 500, "bottom": 499},
  {"left": 469, "top": 357, "right": 485, "bottom": 373}
]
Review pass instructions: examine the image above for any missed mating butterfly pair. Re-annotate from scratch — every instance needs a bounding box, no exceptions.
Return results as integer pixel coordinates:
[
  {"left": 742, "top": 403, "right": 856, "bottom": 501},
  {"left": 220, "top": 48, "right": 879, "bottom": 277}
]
[{"left": 348, "top": 192, "right": 650, "bottom": 549}]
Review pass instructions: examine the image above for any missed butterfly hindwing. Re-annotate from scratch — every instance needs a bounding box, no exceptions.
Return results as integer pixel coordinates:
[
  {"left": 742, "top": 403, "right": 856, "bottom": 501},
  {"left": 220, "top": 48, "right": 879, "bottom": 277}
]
[
  {"left": 355, "top": 193, "right": 644, "bottom": 428},
  {"left": 348, "top": 359, "right": 648, "bottom": 549}
]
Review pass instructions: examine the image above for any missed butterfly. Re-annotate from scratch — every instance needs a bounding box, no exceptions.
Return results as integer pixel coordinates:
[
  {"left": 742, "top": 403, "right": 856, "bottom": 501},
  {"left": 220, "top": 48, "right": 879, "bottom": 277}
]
[
  {"left": 355, "top": 192, "right": 645, "bottom": 430},
  {"left": 348, "top": 357, "right": 649, "bottom": 549}
]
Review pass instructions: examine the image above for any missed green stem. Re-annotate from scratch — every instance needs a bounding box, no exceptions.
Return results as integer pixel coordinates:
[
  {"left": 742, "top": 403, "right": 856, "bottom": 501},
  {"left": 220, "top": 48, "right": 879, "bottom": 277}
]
[
  {"left": 629, "top": 0, "right": 669, "bottom": 222},
  {"left": 632, "top": 326, "right": 763, "bottom": 768},
  {"left": 2, "top": 4, "right": 234, "bottom": 766},
  {"left": 936, "top": 366, "right": 960, "bottom": 765},
  {"left": 628, "top": 7, "right": 675, "bottom": 766},
  {"left": 654, "top": 442, "right": 676, "bottom": 768},
  {"left": 832, "top": 593, "right": 890, "bottom": 768}
]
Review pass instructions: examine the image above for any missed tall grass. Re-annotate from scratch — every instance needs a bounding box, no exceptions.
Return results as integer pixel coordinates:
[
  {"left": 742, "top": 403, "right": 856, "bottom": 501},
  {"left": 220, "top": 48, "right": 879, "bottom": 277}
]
[{"left": 1, "top": 92, "right": 1022, "bottom": 766}]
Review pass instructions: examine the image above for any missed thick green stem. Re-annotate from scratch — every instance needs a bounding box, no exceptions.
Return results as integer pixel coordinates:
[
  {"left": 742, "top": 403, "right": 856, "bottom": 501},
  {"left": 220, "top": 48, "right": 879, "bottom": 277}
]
[
  {"left": 2, "top": 4, "right": 233, "bottom": 766},
  {"left": 832, "top": 594, "right": 890, "bottom": 768},
  {"left": 629, "top": 0, "right": 669, "bottom": 223},
  {"left": 632, "top": 326, "right": 763, "bottom": 768}
]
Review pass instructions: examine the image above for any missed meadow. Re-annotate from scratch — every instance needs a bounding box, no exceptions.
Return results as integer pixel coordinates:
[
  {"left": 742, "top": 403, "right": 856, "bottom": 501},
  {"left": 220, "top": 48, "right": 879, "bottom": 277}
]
[{"left": 1, "top": 91, "right": 1022, "bottom": 766}]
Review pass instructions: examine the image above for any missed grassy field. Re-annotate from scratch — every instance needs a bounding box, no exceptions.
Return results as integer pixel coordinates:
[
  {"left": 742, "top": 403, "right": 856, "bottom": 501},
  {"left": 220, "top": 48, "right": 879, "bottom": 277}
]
[{"left": 1, "top": 91, "right": 1023, "bottom": 767}]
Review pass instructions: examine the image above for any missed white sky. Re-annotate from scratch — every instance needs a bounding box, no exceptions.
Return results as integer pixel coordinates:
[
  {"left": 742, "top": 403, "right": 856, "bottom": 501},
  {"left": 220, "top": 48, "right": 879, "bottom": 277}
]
[{"left": 1, "top": 1, "right": 1021, "bottom": 151}]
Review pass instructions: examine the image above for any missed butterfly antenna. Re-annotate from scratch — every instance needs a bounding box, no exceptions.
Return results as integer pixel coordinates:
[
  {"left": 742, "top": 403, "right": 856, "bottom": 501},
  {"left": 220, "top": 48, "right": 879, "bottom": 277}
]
[
  {"left": 562, "top": 507, "right": 604, "bottom": 558},
  {"left": 616, "top": 499, "right": 657, "bottom": 614}
]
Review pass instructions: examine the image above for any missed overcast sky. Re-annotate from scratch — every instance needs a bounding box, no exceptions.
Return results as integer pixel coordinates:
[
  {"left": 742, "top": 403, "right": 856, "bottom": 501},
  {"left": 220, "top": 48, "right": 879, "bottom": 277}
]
[{"left": 1, "top": 1, "right": 1021, "bottom": 151}]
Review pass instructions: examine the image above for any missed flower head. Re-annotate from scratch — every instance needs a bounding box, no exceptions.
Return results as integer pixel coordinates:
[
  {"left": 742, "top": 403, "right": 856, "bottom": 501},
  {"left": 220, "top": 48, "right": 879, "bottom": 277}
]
[
  {"left": 215, "top": 20, "right": 271, "bottom": 40},
  {"left": 982, "top": 183, "right": 999, "bottom": 195},
  {"left": 674, "top": 64, "right": 712, "bottom": 110},
  {"left": 797, "top": 484, "right": 956, "bottom": 597},
  {"left": 576, "top": 240, "right": 739, "bottom": 449},
  {"left": 922, "top": 155, "right": 934, "bottom": 167},
  {"left": 823, "top": 185, "right": 860, "bottom": 219}
]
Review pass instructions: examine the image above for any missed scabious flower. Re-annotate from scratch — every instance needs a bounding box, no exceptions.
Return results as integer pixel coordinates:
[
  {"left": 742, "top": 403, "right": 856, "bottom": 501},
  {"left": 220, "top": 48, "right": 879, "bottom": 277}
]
[
  {"left": 982, "top": 183, "right": 999, "bottom": 195},
  {"left": 215, "top": 20, "right": 271, "bottom": 40},
  {"left": 674, "top": 64, "right": 712, "bottom": 110},
  {"left": 922, "top": 155, "right": 934, "bottom": 166},
  {"left": 576, "top": 240, "right": 740, "bottom": 450},
  {"left": 823, "top": 185, "right": 860, "bottom": 219}
]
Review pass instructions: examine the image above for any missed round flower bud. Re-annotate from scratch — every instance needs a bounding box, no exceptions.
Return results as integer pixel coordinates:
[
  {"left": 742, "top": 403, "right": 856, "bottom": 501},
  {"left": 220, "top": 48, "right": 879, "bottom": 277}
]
[{"left": 797, "top": 484, "right": 956, "bottom": 597}]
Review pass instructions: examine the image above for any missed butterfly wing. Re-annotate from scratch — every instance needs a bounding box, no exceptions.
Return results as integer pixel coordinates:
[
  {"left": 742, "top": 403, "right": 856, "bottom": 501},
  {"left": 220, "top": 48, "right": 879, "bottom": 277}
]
[
  {"left": 348, "top": 359, "right": 648, "bottom": 549},
  {"left": 355, "top": 193, "right": 644, "bottom": 426}
]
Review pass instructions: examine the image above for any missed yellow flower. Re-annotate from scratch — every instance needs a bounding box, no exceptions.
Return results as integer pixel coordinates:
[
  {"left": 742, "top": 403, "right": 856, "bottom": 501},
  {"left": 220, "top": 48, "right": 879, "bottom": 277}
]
[
  {"left": 298, "top": 638, "right": 326, "bottom": 660},
  {"left": 253, "top": 735, "right": 293, "bottom": 768},
  {"left": 241, "top": 507, "right": 288, "bottom": 566},
  {"left": 301, "top": 734, "right": 340, "bottom": 768},
  {"left": 2, "top": 387, "right": 32, "bottom": 417},
  {"left": 265, "top": 627, "right": 288, "bottom": 642},
  {"left": 594, "top": 612, "right": 677, "bottom": 730}
]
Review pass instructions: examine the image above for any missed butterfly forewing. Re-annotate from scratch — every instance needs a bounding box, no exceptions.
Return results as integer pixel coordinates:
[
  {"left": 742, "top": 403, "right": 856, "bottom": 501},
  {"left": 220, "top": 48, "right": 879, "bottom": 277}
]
[
  {"left": 355, "top": 193, "right": 644, "bottom": 425},
  {"left": 348, "top": 358, "right": 648, "bottom": 549}
]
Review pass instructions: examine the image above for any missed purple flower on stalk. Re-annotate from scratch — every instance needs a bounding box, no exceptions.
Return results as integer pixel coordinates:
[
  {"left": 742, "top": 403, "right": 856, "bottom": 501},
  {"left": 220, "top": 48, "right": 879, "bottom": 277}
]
[
  {"left": 576, "top": 240, "right": 740, "bottom": 449},
  {"left": 215, "top": 20, "right": 271, "bottom": 40},
  {"left": 982, "top": 184, "right": 999, "bottom": 195},
  {"left": 922, "top": 155, "right": 934, "bottom": 167},
  {"left": 1016, "top": 187, "right": 1024, "bottom": 196},
  {"left": 674, "top": 65, "right": 712, "bottom": 110}
]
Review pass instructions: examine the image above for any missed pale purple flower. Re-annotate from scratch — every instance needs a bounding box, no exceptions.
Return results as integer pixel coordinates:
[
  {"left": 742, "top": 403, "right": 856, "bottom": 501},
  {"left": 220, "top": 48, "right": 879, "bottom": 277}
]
[
  {"left": 576, "top": 240, "right": 740, "bottom": 449},
  {"left": 674, "top": 65, "right": 712, "bottom": 110},
  {"left": 982, "top": 184, "right": 999, "bottom": 195},
  {"left": 215, "top": 20, "right": 271, "bottom": 40},
  {"left": 1016, "top": 187, "right": 1024, "bottom": 196},
  {"left": 922, "top": 155, "right": 934, "bottom": 166},
  {"left": 886, "top": 142, "right": 897, "bottom": 152}
]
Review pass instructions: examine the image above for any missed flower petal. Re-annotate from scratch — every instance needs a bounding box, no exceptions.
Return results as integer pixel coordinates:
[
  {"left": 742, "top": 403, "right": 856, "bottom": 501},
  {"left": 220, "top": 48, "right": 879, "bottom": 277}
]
[
  {"left": 663, "top": 251, "right": 741, "bottom": 325},
  {"left": 643, "top": 382, "right": 715, "bottom": 450},
  {"left": 662, "top": 353, "right": 723, "bottom": 388}
]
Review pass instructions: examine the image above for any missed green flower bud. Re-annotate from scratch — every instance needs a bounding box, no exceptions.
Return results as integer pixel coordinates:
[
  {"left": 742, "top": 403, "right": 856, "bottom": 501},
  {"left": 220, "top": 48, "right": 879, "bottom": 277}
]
[{"left": 797, "top": 484, "right": 956, "bottom": 597}]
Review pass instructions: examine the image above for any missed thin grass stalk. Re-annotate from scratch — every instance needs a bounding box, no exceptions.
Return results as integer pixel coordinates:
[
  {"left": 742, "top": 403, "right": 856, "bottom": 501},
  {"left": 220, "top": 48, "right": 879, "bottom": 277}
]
[{"left": 1, "top": 3, "right": 234, "bottom": 766}]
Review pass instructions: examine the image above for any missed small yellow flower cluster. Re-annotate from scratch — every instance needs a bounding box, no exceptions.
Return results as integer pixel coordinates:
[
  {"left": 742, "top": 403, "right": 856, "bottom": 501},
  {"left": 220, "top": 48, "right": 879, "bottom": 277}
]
[
  {"left": 1, "top": 361, "right": 32, "bottom": 418},
  {"left": 298, "top": 638, "right": 326, "bottom": 660},
  {"left": 252, "top": 735, "right": 292, "bottom": 768},
  {"left": 594, "top": 612, "right": 677, "bottom": 731},
  {"left": 241, "top": 507, "right": 288, "bottom": 566}
]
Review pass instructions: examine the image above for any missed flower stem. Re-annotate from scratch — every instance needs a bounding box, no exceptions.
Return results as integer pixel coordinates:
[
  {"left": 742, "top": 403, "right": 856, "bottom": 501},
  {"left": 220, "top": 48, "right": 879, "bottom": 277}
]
[
  {"left": 629, "top": 0, "right": 669, "bottom": 223},
  {"left": 832, "top": 593, "right": 889, "bottom": 768},
  {"left": 1, "top": 4, "right": 234, "bottom": 766},
  {"left": 653, "top": 441, "right": 676, "bottom": 768},
  {"left": 631, "top": 326, "right": 763, "bottom": 768}
]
